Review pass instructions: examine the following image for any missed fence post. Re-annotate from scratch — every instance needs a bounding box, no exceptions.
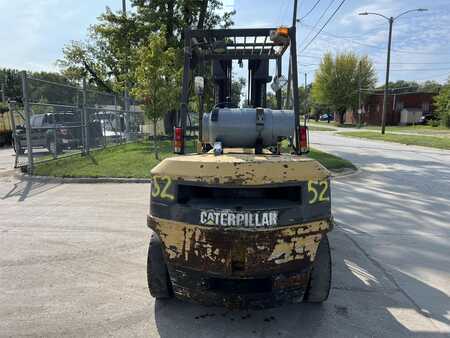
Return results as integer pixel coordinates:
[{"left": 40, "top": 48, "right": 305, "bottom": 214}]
[
  {"left": 8, "top": 101, "right": 19, "bottom": 168},
  {"left": 114, "top": 94, "right": 120, "bottom": 145},
  {"left": 52, "top": 111, "right": 58, "bottom": 159},
  {"left": 124, "top": 89, "right": 130, "bottom": 142},
  {"left": 82, "top": 78, "right": 89, "bottom": 154},
  {"left": 20, "top": 72, "right": 34, "bottom": 174},
  {"left": 77, "top": 88, "right": 85, "bottom": 155}
]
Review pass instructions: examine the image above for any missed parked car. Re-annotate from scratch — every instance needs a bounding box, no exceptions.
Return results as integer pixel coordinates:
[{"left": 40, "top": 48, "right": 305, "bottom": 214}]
[
  {"left": 418, "top": 113, "right": 435, "bottom": 125},
  {"left": 319, "top": 113, "right": 334, "bottom": 122}
]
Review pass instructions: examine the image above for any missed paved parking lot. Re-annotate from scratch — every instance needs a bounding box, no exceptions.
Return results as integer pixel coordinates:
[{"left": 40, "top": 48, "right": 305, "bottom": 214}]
[
  {"left": 0, "top": 147, "right": 15, "bottom": 175},
  {"left": 0, "top": 136, "right": 449, "bottom": 337}
]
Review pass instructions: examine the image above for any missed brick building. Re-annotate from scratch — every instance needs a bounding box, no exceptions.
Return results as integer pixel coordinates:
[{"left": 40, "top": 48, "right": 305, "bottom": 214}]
[
  {"left": 344, "top": 91, "right": 437, "bottom": 126},
  {"left": 364, "top": 92, "right": 436, "bottom": 125}
]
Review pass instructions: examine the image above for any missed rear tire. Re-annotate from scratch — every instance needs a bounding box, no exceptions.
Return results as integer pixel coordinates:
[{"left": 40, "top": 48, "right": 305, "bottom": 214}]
[
  {"left": 147, "top": 233, "right": 173, "bottom": 299},
  {"left": 48, "top": 140, "right": 61, "bottom": 155},
  {"left": 14, "top": 140, "right": 24, "bottom": 155},
  {"left": 304, "top": 234, "right": 332, "bottom": 303}
]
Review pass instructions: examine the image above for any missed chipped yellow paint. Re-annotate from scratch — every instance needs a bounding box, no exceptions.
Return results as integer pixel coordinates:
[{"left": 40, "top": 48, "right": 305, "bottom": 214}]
[
  {"left": 151, "top": 153, "right": 330, "bottom": 185},
  {"left": 148, "top": 216, "right": 331, "bottom": 268},
  {"left": 153, "top": 219, "right": 224, "bottom": 263},
  {"left": 268, "top": 234, "right": 322, "bottom": 265}
]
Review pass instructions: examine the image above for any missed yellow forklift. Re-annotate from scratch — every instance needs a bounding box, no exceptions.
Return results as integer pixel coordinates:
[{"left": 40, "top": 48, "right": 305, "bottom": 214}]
[{"left": 146, "top": 21, "right": 333, "bottom": 309}]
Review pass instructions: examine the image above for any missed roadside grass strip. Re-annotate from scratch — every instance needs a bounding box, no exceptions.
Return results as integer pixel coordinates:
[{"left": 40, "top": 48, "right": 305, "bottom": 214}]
[
  {"left": 338, "top": 131, "right": 450, "bottom": 150},
  {"left": 34, "top": 140, "right": 356, "bottom": 178}
]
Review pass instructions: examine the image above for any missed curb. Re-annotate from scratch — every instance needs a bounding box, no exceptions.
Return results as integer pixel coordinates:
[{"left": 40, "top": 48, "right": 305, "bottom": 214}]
[{"left": 331, "top": 167, "right": 361, "bottom": 180}]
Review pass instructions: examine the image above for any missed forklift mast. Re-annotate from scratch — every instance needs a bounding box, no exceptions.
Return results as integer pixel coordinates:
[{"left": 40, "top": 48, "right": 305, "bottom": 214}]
[{"left": 176, "top": 26, "right": 302, "bottom": 154}]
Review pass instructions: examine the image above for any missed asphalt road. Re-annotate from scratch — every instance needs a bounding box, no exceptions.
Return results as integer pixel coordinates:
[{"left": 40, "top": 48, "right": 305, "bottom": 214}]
[{"left": 0, "top": 135, "right": 449, "bottom": 337}]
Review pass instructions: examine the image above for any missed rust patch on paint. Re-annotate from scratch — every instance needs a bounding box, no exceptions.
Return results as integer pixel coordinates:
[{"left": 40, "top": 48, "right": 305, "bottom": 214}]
[{"left": 148, "top": 216, "right": 330, "bottom": 276}]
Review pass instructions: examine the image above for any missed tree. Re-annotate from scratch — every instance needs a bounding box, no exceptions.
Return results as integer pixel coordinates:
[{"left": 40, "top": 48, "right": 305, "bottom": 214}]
[
  {"left": 420, "top": 80, "right": 442, "bottom": 93},
  {"left": 311, "top": 52, "right": 377, "bottom": 124},
  {"left": 377, "top": 80, "right": 419, "bottom": 93},
  {"left": 132, "top": 31, "right": 181, "bottom": 159},
  {"left": 377, "top": 80, "right": 441, "bottom": 94},
  {"left": 0, "top": 68, "right": 79, "bottom": 106},
  {"left": 230, "top": 77, "right": 246, "bottom": 107},
  {"left": 58, "top": 40, "right": 115, "bottom": 92},
  {"left": 0, "top": 68, "right": 22, "bottom": 99},
  {"left": 132, "top": 0, "right": 234, "bottom": 48},
  {"left": 434, "top": 79, "right": 450, "bottom": 128},
  {"left": 266, "top": 86, "right": 310, "bottom": 114},
  {"left": 58, "top": 1, "right": 234, "bottom": 93}
]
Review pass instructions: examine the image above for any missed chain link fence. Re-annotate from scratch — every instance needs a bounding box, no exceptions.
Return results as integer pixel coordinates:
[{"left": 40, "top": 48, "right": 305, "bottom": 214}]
[
  {"left": 0, "top": 83, "right": 12, "bottom": 147},
  {"left": 11, "top": 72, "right": 145, "bottom": 173}
]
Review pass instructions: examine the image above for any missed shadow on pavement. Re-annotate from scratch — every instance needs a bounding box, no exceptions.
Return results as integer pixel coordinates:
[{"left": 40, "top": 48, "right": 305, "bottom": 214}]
[
  {"left": 1, "top": 177, "right": 61, "bottom": 202},
  {"left": 153, "top": 231, "right": 448, "bottom": 337}
]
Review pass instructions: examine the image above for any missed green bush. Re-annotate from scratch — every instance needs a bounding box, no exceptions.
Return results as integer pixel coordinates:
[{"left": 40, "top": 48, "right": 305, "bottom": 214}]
[
  {"left": 434, "top": 83, "right": 450, "bottom": 128},
  {"left": 0, "top": 102, "right": 8, "bottom": 114},
  {"left": 441, "top": 111, "right": 450, "bottom": 128},
  {"left": 431, "top": 119, "right": 440, "bottom": 128}
]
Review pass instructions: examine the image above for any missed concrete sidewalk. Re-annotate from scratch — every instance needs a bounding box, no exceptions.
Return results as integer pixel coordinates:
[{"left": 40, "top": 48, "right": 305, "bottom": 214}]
[
  {"left": 0, "top": 147, "right": 15, "bottom": 175},
  {"left": 0, "top": 175, "right": 447, "bottom": 337}
]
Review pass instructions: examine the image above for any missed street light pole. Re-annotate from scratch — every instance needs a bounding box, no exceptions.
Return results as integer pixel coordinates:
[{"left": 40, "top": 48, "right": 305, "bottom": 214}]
[
  {"left": 381, "top": 17, "right": 393, "bottom": 134},
  {"left": 359, "top": 8, "right": 428, "bottom": 134}
]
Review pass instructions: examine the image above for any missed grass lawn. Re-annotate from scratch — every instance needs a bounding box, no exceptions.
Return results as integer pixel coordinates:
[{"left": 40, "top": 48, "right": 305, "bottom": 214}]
[
  {"left": 307, "top": 148, "right": 356, "bottom": 172},
  {"left": 364, "top": 125, "right": 450, "bottom": 137},
  {"left": 339, "top": 131, "right": 450, "bottom": 150},
  {"left": 34, "top": 140, "right": 355, "bottom": 178},
  {"left": 308, "top": 126, "right": 337, "bottom": 131}
]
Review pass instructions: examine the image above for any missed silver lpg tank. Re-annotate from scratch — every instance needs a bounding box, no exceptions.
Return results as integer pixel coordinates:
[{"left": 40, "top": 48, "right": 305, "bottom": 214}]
[{"left": 202, "top": 108, "right": 295, "bottom": 148}]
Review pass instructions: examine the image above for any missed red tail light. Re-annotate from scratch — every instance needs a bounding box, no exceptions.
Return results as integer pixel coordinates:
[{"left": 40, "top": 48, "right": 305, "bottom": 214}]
[
  {"left": 299, "top": 126, "right": 309, "bottom": 154},
  {"left": 174, "top": 127, "right": 184, "bottom": 154}
]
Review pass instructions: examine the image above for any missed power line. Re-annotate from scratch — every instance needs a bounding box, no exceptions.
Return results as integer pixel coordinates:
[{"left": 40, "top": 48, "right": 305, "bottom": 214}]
[
  {"left": 278, "top": 0, "right": 291, "bottom": 26},
  {"left": 300, "top": 61, "right": 450, "bottom": 66},
  {"left": 299, "top": 22, "right": 450, "bottom": 56},
  {"left": 301, "top": 0, "right": 337, "bottom": 46},
  {"left": 301, "top": 0, "right": 348, "bottom": 52},
  {"left": 378, "top": 62, "right": 450, "bottom": 65},
  {"left": 299, "top": 0, "right": 322, "bottom": 21},
  {"left": 383, "top": 68, "right": 450, "bottom": 72}
]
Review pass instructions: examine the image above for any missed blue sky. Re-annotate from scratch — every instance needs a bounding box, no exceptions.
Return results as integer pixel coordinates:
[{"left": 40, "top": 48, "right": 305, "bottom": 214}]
[{"left": 1, "top": 0, "right": 449, "bottom": 86}]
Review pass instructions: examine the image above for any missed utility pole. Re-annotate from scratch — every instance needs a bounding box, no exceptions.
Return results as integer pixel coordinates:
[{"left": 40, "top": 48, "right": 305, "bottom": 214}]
[
  {"left": 286, "top": 0, "right": 299, "bottom": 111},
  {"left": 358, "top": 61, "right": 362, "bottom": 128},
  {"left": 285, "top": 58, "right": 292, "bottom": 109},
  {"left": 198, "top": 0, "right": 208, "bottom": 29},
  {"left": 359, "top": 8, "right": 428, "bottom": 134},
  {"left": 304, "top": 72, "right": 308, "bottom": 121},
  {"left": 290, "top": 0, "right": 300, "bottom": 140},
  {"left": 122, "top": 0, "right": 129, "bottom": 140}
]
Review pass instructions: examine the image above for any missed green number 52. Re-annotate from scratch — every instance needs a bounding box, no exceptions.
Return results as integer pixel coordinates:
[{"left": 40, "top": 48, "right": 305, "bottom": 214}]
[{"left": 308, "top": 180, "right": 330, "bottom": 204}]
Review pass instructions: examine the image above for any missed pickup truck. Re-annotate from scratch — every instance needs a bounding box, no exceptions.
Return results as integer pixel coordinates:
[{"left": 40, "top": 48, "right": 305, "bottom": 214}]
[
  {"left": 14, "top": 112, "right": 101, "bottom": 155},
  {"left": 14, "top": 112, "right": 81, "bottom": 154}
]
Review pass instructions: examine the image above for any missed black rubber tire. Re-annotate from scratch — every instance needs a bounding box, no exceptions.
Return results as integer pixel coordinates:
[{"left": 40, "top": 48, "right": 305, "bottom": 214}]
[
  {"left": 304, "top": 234, "right": 332, "bottom": 303},
  {"left": 48, "top": 140, "right": 61, "bottom": 155},
  {"left": 147, "top": 233, "right": 173, "bottom": 299},
  {"left": 14, "top": 140, "right": 24, "bottom": 155}
]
